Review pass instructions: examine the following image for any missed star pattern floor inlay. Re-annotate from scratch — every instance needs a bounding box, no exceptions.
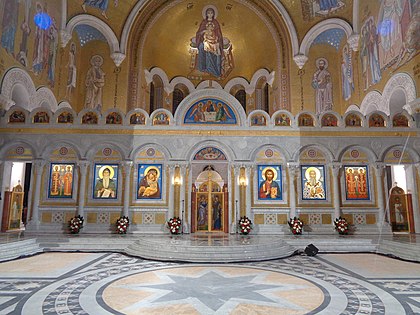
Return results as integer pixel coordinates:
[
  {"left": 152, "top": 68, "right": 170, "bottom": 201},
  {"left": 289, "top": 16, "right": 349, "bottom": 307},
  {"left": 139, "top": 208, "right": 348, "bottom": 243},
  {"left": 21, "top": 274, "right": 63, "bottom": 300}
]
[{"left": 0, "top": 252, "right": 418, "bottom": 314}]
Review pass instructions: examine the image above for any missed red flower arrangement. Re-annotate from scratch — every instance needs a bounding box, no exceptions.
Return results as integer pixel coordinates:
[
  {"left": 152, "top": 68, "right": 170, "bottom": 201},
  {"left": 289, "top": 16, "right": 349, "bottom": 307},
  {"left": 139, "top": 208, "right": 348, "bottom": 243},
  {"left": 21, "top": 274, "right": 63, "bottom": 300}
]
[
  {"left": 69, "top": 215, "right": 84, "bottom": 234},
  {"left": 238, "top": 216, "right": 253, "bottom": 235},
  {"left": 334, "top": 217, "right": 349, "bottom": 235},
  {"left": 288, "top": 217, "right": 303, "bottom": 235},
  {"left": 167, "top": 217, "right": 182, "bottom": 234},
  {"left": 116, "top": 216, "right": 129, "bottom": 234}
]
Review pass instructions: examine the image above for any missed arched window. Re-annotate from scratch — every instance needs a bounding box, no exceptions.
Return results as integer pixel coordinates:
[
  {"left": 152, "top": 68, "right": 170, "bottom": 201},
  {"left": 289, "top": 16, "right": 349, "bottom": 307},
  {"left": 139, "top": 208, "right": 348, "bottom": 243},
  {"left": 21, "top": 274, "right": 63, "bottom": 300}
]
[
  {"left": 255, "top": 77, "right": 269, "bottom": 113},
  {"left": 172, "top": 84, "right": 189, "bottom": 115},
  {"left": 149, "top": 75, "right": 163, "bottom": 113},
  {"left": 172, "top": 88, "right": 184, "bottom": 114},
  {"left": 235, "top": 90, "right": 246, "bottom": 112},
  {"left": 230, "top": 84, "right": 246, "bottom": 113},
  {"left": 389, "top": 89, "right": 406, "bottom": 115}
]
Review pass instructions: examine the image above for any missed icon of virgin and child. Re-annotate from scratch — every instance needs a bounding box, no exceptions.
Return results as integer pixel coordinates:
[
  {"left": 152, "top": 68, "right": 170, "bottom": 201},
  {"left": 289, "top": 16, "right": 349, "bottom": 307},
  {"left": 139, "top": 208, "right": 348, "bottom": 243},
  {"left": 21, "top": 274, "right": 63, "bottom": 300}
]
[
  {"left": 138, "top": 166, "right": 161, "bottom": 199},
  {"left": 190, "top": 5, "right": 233, "bottom": 79}
]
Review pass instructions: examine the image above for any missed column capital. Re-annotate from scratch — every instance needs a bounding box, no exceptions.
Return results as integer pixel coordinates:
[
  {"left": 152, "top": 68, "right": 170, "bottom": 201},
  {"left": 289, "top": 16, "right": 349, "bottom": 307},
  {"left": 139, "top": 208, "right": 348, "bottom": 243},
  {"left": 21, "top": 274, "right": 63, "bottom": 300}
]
[
  {"left": 33, "top": 159, "right": 46, "bottom": 170},
  {"left": 331, "top": 163, "right": 342, "bottom": 176},
  {"left": 293, "top": 54, "right": 308, "bottom": 69},
  {"left": 60, "top": 29, "right": 72, "bottom": 48},
  {"left": 415, "top": 163, "right": 420, "bottom": 175},
  {"left": 77, "top": 160, "right": 90, "bottom": 175},
  {"left": 121, "top": 160, "right": 133, "bottom": 169},
  {"left": 232, "top": 164, "right": 242, "bottom": 172},
  {"left": 111, "top": 52, "right": 126, "bottom": 67},
  {"left": 287, "top": 163, "right": 300, "bottom": 176},
  {"left": 373, "top": 162, "right": 386, "bottom": 174},
  {"left": 347, "top": 33, "right": 360, "bottom": 51}
]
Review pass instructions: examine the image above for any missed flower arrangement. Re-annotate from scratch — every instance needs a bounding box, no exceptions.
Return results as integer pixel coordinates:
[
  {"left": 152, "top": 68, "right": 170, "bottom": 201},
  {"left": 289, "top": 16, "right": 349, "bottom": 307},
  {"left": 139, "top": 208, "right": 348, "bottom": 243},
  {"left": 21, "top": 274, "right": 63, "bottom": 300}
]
[
  {"left": 288, "top": 217, "right": 303, "bottom": 235},
  {"left": 334, "top": 217, "right": 349, "bottom": 235},
  {"left": 167, "top": 217, "right": 182, "bottom": 234},
  {"left": 238, "top": 216, "right": 253, "bottom": 235},
  {"left": 116, "top": 216, "right": 130, "bottom": 234},
  {"left": 69, "top": 215, "right": 84, "bottom": 234}
]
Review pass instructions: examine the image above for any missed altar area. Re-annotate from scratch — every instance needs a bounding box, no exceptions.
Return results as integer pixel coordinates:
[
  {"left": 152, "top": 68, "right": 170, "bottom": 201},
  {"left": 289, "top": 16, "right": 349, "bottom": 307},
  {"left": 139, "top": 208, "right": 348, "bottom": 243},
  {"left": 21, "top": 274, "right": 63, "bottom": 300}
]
[{"left": 0, "top": 231, "right": 419, "bottom": 263}]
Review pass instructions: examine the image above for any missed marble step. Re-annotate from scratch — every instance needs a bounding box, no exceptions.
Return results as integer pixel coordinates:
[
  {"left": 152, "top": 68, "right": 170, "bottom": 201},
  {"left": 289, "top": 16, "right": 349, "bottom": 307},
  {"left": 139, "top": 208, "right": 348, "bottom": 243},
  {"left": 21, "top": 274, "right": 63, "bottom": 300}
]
[
  {"left": 39, "top": 236, "right": 135, "bottom": 252},
  {"left": 0, "top": 238, "right": 42, "bottom": 262},
  {"left": 284, "top": 237, "right": 379, "bottom": 253},
  {"left": 377, "top": 240, "right": 420, "bottom": 262},
  {"left": 125, "top": 237, "right": 296, "bottom": 262}
]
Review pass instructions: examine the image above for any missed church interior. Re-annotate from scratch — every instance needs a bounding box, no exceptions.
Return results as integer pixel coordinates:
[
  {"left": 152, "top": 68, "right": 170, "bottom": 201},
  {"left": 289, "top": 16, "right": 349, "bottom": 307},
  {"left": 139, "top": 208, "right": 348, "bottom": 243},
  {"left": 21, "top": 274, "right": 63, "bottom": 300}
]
[{"left": 0, "top": 0, "right": 419, "bottom": 313}]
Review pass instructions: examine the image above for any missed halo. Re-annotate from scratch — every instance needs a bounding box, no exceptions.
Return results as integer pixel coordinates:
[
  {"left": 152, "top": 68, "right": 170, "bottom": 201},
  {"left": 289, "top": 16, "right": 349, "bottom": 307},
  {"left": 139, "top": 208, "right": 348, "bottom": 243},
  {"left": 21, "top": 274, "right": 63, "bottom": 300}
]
[
  {"left": 261, "top": 167, "right": 277, "bottom": 181},
  {"left": 90, "top": 54, "right": 103, "bottom": 66},
  {"left": 98, "top": 165, "right": 114, "bottom": 179},
  {"left": 143, "top": 166, "right": 160, "bottom": 179},
  {"left": 315, "top": 57, "right": 328, "bottom": 69},
  {"left": 305, "top": 167, "right": 321, "bottom": 181},
  {"left": 202, "top": 5, "right": 218, "bottom": 19}
]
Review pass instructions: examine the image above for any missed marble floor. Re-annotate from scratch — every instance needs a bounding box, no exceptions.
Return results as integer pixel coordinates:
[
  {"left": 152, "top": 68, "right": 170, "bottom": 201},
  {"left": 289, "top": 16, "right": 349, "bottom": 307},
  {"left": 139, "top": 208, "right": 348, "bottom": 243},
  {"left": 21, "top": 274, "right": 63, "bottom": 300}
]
[{"left": 0, "top": 252, "right": 419, "bottom": 314}]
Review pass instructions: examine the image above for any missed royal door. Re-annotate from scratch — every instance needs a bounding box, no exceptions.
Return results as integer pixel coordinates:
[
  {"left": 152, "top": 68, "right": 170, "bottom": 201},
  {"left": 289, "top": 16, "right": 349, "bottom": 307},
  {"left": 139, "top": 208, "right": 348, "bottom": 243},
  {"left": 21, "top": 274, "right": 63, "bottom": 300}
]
[{"left": 191, "top": 167, "right": 228, "bottom": 233}]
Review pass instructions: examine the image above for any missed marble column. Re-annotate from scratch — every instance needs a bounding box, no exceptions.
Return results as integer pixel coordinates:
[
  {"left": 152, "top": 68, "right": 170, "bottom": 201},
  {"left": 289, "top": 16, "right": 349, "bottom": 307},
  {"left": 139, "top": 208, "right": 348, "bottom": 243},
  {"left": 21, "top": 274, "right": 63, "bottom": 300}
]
[
  {"left": 179, "top": 164, "right": 188, "bottom": 233},
  {"left": 244, "top": 165, "right": 252, "bottom": 218},
  {"left": 122, "top": 161, "right": 133, "bottom": 217},
  {"left": 77, "top": 160, "right": 90, "bottom": 218},
  {"left": 374, "top": 163, "right": 387, "bottom": 224},
  {"left": 288, "top": 163, "right": 299, "bottom": 219},
  {"left": 332, "top": 163, "right": 342, "bottom": 219},
  {"left": 167, "top": 165, "right": 175, "bottom": 219},
  {"left": 411, "top": 164, "right": 420, "bottom": 233},
  {"left": 233, "top": 165, "right": 240, "bottom": 233},
  {"left": 0, "top": 160, "right": 4, "bottom": 223},
  {"left": 27, "top": 159, "right": 45, "bottom": 230}
]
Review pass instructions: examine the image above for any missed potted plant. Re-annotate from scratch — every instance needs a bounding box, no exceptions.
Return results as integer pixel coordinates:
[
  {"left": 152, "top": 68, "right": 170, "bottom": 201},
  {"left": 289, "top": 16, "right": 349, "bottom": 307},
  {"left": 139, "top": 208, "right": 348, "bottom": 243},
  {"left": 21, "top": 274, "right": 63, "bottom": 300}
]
[
  {"left": 288, "top": 217, "right": 303, "bottom": 235},
  {"left": 69, "top": 215, "right": 84, "bottom": 234},
  {"left": 167, "top": 217, "right": 182, "bottom": 235},
  {"left": 238, "top": 216, "right": 253, "bottom": 235},
  {"left": 116, "top": 216, "right": 130, "bottom": 234},
  {"left": 334, "top": 217, "right": 349, "bottom": 235}
]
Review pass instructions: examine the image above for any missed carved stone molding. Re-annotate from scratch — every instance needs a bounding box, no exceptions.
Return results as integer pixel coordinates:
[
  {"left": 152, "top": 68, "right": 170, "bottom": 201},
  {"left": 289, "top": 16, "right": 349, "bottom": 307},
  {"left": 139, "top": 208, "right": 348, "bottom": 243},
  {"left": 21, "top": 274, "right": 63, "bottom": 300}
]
[
  {"left": 60, "top": 30, "right": 72, "bottom": 48},
  {"left": 0, "top": 94, "right": 15, "bottom": 110},
  {"left": 111, "top": 52, "right": 126, "bottom": 67},
  {"left": 347, "top": 34, "right": 360, "bottom": 51},
  {"left": 293, "top": 54, "right": 308, "bottom": 69},
  {"left": 371, "top": 140, "right": 383, "bottom": 152},
  {"left": 1, "top": 68, "right": 36, "bottom": 102},
  {"left": 383, "top": 73, "right": 416, "bottom": 107},
  {"left": 34, "top": 87, "right": 58, "bottom": 111},
  {"left": 360, "top": 91, "right": 384, "bottom": 115}
]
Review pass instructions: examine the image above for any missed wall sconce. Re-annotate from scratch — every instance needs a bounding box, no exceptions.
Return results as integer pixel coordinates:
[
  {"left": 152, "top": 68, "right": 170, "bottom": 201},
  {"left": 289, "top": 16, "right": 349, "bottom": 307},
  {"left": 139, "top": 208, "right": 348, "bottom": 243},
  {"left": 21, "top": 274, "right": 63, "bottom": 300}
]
[
  {"left": 173, "top": 175, "right": 182, "bottom": 186},
  {"left": 239, "top": 175, "right": 247, "bottom": 186}
]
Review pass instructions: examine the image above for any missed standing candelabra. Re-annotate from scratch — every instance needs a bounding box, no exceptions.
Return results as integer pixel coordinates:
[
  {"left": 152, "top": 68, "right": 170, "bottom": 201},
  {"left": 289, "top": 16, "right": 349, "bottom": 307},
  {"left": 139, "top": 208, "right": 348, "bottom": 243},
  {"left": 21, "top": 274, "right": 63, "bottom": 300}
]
[
  {"left": 181, "top": 199, "right": 185, "bottom": 235},
  {"left": 235, "top": 200, "right": 239, "bottom": 234}
]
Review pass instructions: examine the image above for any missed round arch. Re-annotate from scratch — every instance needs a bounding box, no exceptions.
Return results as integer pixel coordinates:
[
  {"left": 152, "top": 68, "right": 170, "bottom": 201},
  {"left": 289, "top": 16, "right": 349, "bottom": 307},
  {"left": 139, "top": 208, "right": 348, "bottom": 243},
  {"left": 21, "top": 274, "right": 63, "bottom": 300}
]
[
  {"left": 174, "top": 89, "right": 247, "bottom": 127},
  {"left": 293, "top": 144, "right": 334, "bottom": 163},
  {"left": 300, "top": 18, "right": 353, "bottom": 57}
]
